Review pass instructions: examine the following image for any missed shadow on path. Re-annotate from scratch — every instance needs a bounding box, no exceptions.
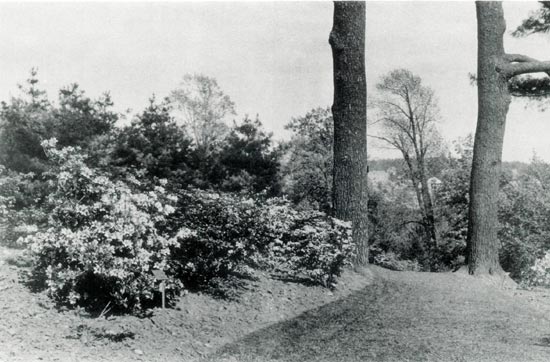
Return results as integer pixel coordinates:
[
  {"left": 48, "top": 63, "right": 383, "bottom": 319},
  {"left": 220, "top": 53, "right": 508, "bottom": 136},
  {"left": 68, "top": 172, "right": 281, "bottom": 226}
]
[{"left": 207, "top": 266, "right": 550, "bottom": 362}]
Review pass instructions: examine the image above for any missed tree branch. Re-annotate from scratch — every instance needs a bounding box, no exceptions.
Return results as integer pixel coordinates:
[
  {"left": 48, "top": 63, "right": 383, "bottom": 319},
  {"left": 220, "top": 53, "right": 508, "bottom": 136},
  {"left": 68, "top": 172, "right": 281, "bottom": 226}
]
[
  {"left": 379, "top": 100, "right": 410, "bottom": 119},
  {"left": 503, "top": 53, "right": 538, "bottom": 63},
  {"left": 500, "top": 54, "right": 550, "bottom": 78},
  {"left": 367, "top": 133, "right": 394, "bottom": 145},
  {"left": 381, "top": 117, "right": 414, "bottom": 141},
  {"left": 367, "top": 134, "right": 404, "bottom": 151},
  {"left": 367, "top": 118, "right": 385, "bottom": 126}
]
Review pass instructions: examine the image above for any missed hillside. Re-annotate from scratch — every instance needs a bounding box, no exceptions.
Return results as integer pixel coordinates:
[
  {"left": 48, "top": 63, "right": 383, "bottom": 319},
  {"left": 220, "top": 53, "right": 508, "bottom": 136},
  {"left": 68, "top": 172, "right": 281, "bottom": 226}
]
[
  {"left": 2, "top": 245, "right": 550, "bottom": 362},
  {"left": 212, "top": 268, "right": 550, "bottom": 362}
]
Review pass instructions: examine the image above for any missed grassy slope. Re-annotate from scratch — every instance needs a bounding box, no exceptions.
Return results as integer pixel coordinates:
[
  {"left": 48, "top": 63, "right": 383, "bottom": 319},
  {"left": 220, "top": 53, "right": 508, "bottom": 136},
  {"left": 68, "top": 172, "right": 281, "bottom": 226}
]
[
  {"left": 212, "top": 267, "right": 550, "bottom": 362},
  {"left": 2, "top": 245, "right": 550, "bottom": 362}
]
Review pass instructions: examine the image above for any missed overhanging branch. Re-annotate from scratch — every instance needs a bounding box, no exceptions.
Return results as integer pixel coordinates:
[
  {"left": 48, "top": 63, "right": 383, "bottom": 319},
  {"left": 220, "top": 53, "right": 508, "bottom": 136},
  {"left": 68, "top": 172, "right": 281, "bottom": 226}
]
[
  {"left": 503, "top": 53, "right": 538, "bottom": 63},
  {"left": 500, "top": 54, "right": 550, "bottom": 78}
]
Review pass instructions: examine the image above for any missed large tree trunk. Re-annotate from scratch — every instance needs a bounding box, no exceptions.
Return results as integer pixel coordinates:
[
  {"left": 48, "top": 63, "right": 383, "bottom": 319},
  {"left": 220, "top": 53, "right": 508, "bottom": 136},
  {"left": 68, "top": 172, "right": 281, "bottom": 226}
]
[
  {"left": 467, "top": 2, "right": 510, "bottom": 275},
  {"left": 329, "top": 1, "right": 368, "bottom": 266}
]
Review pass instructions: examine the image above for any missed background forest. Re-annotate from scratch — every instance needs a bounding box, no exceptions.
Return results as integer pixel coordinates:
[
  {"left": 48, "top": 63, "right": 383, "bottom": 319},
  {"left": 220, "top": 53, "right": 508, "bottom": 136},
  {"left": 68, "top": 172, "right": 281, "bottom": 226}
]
[{"left": 2, "top": 64, "right": 550, "bottom": 313}]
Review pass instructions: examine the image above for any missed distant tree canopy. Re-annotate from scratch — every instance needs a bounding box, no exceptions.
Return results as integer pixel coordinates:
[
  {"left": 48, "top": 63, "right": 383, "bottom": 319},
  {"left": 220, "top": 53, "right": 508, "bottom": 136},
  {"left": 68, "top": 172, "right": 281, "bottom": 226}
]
[
  {"left": 110, "top": 97, "right": 194, "bottom": 185},
  {"left": 0, "top": 70, "right": 117, "bottom": 173},
  {"left": 169, "top": 74, "right": 235, "bottom": 158},
  {"left": 218, "top": 116, "right": 281, "bottom": 197},
  {"left": 513, "top": 1, "right": 550, "bottom": 37},
  {"left": 508, "top": 2, "right": 550, "bottom": 102},
  {"left": 0, "top": 70, "right": 282, "bottom": 199},
  {"left": 372, "top": 69, "right": 443, "bottom": 251}
]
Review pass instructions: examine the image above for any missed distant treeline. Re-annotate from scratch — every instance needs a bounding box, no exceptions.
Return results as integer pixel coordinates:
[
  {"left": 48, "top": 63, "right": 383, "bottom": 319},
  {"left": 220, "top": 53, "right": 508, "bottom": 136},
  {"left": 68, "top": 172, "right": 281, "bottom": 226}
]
[{"left": 369, "top": 158, "right": 530, "bottom": 175}]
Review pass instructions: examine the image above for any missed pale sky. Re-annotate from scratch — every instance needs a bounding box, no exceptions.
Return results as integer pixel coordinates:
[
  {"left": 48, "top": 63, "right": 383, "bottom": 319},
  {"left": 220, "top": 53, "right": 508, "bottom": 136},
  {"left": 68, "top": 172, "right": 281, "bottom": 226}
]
[{"left": 0, "top": 1, "right": 549, "bottom": 162}]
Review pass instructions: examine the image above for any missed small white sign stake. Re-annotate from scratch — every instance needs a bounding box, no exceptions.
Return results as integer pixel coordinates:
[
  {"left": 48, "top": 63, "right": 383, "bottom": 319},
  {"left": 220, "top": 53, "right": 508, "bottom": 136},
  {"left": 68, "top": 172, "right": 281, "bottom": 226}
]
[
  {"left": 160, "top": 281, "right": 166, "bottom": 309},
  {"left": 152, "top": 269, "right": 168, "bottom": 309}
]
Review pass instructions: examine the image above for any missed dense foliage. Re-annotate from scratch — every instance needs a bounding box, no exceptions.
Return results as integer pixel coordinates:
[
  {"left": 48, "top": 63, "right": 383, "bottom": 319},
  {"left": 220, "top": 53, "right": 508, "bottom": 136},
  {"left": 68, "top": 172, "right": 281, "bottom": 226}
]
[
  {"left": 169, "top": 189, "right": 268, "bottom": 297},
  {"left": 281, "top": 108, "right": 333, "bottom": 213},
  {"left": 110, "top": 98, "right": 194, "bottom": 185},
  {"left": 217, "top": 117, "right": 281, "bottom": 196},
  {"left": 6, "top": 69, "right": 550, "bottom": 312},
  {"left": 0, "top": 70, "right": 117, "bottom": 174},
  {"left": 0, "top": 71, "right": 355, "bottom": 310},
  {"left": 0, "top": 166, "right": 48, "bottom": 246}
]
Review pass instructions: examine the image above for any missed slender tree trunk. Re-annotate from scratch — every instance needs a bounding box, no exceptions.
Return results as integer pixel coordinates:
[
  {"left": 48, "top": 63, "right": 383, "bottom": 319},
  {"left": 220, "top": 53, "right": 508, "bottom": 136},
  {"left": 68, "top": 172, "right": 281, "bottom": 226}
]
[
  {"left": 403, "top": 152, "right": 437, "bottom": 250},
  {"left": 418, "top": 160, "right": 438, "bottom": 248},
  {"left": 402, "top": 152, "right": 426, "bottom": 218},
  {"left": 330, "top": 1, "right": 368, "bottom": 266},
  {"left": 468, "top": 2, "right": 510, "bottom": 275}
]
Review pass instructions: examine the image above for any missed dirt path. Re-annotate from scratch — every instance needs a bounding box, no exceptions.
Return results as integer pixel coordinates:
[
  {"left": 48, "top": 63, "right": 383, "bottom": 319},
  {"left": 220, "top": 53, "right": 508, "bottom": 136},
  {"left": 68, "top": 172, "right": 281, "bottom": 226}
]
[{"left": 212, "top": 267, "right": 550, "bottom": 362}]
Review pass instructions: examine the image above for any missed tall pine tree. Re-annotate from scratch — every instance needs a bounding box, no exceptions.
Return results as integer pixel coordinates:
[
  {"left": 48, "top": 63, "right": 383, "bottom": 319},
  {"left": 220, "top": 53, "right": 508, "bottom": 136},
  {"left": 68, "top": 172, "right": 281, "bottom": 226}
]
[
  {"left": 468, "top": 1, "right": 550, "bottom": 275},
  {"left": 329, "top": 1, "right": 368, "bottom": 266}
]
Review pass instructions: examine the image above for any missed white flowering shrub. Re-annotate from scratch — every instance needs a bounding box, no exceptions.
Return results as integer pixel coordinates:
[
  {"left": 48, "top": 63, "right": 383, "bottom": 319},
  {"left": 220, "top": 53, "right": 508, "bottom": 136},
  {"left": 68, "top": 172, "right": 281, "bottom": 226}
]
[
  {"left": 23, "top": 139, "right": 182, "bottom": 311},
  {"left": 523, "top": 251, "right": 550, "bottom": 287},
  {"left": 260, "top": 198, "right": 355, "bottom": 288}
]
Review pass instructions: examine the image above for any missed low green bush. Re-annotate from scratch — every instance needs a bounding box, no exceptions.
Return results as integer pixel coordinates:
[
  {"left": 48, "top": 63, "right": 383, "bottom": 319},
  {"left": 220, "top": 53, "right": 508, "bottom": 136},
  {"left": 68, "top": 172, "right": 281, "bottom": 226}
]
[
  {"left": 372, "top": 251, "right": 420, "bottom": 272},
  {"left": 170, "top": 191, "right": 355, "bottom": 293},
  {"left": 0, "top": 166, "right": 48, "bottom": 246},
  {"left": 169, "top": 189, "right": 269, "bottom": 296}
]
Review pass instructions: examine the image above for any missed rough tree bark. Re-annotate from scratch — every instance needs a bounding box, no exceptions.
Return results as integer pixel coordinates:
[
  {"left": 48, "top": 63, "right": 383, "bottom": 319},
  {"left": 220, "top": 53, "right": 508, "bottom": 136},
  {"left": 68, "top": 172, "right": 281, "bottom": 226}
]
[
  {"left": 468, "top": 1, "right": 550, "bottom": 275},
  {"left": 329, "top": 1, "right": 368, "bottom": 266}
]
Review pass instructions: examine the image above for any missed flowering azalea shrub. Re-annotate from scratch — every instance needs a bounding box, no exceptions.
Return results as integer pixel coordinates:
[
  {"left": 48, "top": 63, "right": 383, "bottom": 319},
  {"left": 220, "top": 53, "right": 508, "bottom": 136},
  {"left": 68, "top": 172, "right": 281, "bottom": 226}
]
[
  {"left": 19, "top": 139, "right": 356, "bottom": 307},
  {"left": 260, "top": 198, "right": 355, "bottom": 288},
  {"left": 22, "top": 139, "right": 183, "bottom": 311},
  {"left": 169, "top": 190, "right": 270, "bottom": 296}
]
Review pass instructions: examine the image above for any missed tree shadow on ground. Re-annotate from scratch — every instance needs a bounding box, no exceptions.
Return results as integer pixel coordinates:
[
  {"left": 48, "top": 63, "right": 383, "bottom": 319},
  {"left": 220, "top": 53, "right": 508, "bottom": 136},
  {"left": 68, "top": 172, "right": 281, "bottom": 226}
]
[
  {"left": 209, "top": 278, "right": 398, "bottom": 361},
  {"left": 206, "top": 269, "right": 550, "bottom": 362}
]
